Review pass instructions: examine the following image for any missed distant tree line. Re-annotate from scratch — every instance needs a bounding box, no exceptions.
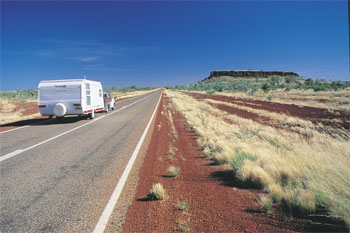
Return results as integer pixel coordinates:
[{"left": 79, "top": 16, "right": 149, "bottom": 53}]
[
  {"left": 0, "top": 89, "right": 38, "bottom": 100},
  {"left": 165, "top": 75, "right": 350, "bottom": 94},
  {"left": 0, "top": 86, "right": 155, "bottom": 100},
  {"left": 103, "top": 85, "right": 155, "bottom": 93}
]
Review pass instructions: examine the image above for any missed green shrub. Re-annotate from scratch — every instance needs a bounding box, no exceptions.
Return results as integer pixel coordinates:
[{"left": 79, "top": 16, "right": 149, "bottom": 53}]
[
  {"left": 305, "top": 78, "right": 314, "bottom": 86},
  {"left": 261, "top": 82, "right": 272, "bottom": 93},
  {"left": 284, "top": 86, "right": 292, "bottom": 92},
  {"left": 232, "top": 80, "right": 252, "bottom": 92},
  {"left": 234, "top": 127, "right": 262, "bottom": 140},
  {"left": 269, "top": 75, "right": 281, "bottom": 87},
  {"left": 230, "top": 151, "right": 257, "bottom": 172},
  {"left": 314, "top": 190, "right": 330, "bottom": 207},
  {"left": 312, "top": 85, "right": 328, "bottom": 92},
  {"left": 249, "top": 86, "right": 259, "bottom": 95},
  {"left": 285, "top": 75, "right": 296, "bottom": 84}
]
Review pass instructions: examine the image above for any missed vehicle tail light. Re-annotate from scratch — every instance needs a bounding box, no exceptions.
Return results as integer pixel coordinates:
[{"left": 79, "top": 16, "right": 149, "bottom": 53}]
[
  {"left": 73, "top": 103, "right": 81, "bottom": 106},
  {"left": 39, "top": 104, "right": 47, "bottom": 108}
]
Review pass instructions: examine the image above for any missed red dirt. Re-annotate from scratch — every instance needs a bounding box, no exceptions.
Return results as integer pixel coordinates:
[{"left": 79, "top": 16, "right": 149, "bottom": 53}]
[
  {"left": 188, "top": 93, "right": 350, "bottom": 130},
  {"left": 122, "top": 94, "right": 341, "bottom": 232},
  {"left": 0, "top": 100, "right": 39, "bottom": 116},
  {"left": 0, "top": 101, "right": 49, "bottom": 132}
]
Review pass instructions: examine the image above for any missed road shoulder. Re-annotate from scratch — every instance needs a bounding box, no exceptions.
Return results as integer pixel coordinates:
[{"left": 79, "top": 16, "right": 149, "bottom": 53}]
[{"left": 103, "top": 93, "right": 160, "bottom": 232}]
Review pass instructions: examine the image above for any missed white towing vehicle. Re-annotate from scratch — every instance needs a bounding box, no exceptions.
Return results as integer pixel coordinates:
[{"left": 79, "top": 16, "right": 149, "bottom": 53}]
[
  {"left": 38, "top": 79, "right": 104, "bottom": 119},
  {"left": 103, "top": 93, "right": 115, "bottom": 112}
]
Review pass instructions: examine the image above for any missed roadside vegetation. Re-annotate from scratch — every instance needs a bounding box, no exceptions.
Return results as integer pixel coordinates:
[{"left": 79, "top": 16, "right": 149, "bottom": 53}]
[
  {"left": 166, "top": 75, "right": 350, "bottom": 93},
  {"left": 103, "top": 85, "right": 155, "bottom": 93},
  {"left": 176, "top": 200, "right": 190, "bottom": 211},
  {"left": 104, "top": 86, "right": 156, "bottom": 99},
  {"left": 258, "top": 195, "right": 273, "bottom": 213},
  {"left": 166, "top": 76, "right": 350, "bottom": 111},
  {"left": 167, "top": 166, "right": 180, "bottom": 177},
  {"left": 0, "top": 90, "right": 40, "bottom": 125},
  {"left": 147, "top": 183, "right": 168, "bottom": 200},
  {"left": 0, "top": 89, "right": 38, "bottom": 101},
  {"left": 166, "top": 89, "right": 350, "bottom": 226}
]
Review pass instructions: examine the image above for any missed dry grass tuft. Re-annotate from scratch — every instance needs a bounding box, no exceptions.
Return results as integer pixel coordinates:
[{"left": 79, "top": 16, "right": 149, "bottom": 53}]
[
  {"left": 176, "top": 200, "right": 190, "bottom": 211},
  {"left": 168, "top": 110, "right": 178, "bottom": 139},
  {"left": 239, "top": 162, "right": 273, "bottom": 188},
  {"left": 202, "top": 146, "right": 212, "bottom": 158},
  {"left": 167, "top": 166, "right": 180, "bottom": 177},
  {"left": 167, "top": 146, "right": 176, "bottom": 160},
  {"left": 258, "top": 195, "right": 273, "bottom": 213},
  {"left": 147, "top": 183, "right": 168, "bottom": 200},
  {"left": 177, "top": 216, "right": 191, "bottom": 232},
  {"left": 268, "top": 184, "right": 283, "bottom": 203}
]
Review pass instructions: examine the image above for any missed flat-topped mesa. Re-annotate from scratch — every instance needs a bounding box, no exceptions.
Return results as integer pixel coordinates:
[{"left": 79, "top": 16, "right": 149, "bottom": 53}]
[{"left": 209, "top": 70, "right": 299, "bottom": 78}]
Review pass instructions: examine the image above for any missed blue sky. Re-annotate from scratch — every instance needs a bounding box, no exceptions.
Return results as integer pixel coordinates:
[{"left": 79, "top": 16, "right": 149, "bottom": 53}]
[{"left": 1, "top": 1, "right": 349, "bottom": 90}]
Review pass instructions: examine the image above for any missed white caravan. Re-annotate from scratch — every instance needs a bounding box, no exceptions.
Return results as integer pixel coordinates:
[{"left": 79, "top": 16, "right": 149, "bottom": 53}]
[{"left": 38, "top": 79, "right": 104, "bottom": 119}]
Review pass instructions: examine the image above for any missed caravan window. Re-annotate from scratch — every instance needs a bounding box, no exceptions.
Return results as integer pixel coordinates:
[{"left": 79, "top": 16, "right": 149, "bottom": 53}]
[
  {"left": 86, "top": 83, "right": 91, "bottom": 105},
  {"left": 99, "top": 89, "right": 102, "bottom": 97}
]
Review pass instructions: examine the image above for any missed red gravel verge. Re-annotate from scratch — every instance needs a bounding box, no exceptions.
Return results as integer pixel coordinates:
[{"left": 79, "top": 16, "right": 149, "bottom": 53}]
[
  {"left": 188, "top": 93, "right": 350, "bottom": 130},
  {"left": 122, "top": 93, "right": 344, "bottom": 232}
]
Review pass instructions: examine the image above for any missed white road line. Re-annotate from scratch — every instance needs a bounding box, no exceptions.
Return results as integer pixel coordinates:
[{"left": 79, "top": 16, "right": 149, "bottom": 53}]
[
  {"left": 93, "top": 92, "right": 162, "bottom": 233},
  {"left": 0, "top": 93, "right": 155, "bottom": 162},
  {"left": 0, "top": 149, "right": 24, "bottom": 162}
]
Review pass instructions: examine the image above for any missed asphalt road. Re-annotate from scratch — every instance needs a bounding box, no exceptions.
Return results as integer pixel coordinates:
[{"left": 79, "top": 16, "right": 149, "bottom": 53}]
[{"left": 0, "top": 90, "right": 162, "bottom": 232}]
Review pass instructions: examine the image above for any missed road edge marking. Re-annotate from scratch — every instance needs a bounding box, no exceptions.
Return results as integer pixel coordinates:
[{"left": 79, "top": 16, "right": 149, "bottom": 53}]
[
  {"left": 93, "top": 91, "right": 162, "bottom": 233},
  {"left": 0, "top": 93, "right": 156, "bottom": 162}
]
